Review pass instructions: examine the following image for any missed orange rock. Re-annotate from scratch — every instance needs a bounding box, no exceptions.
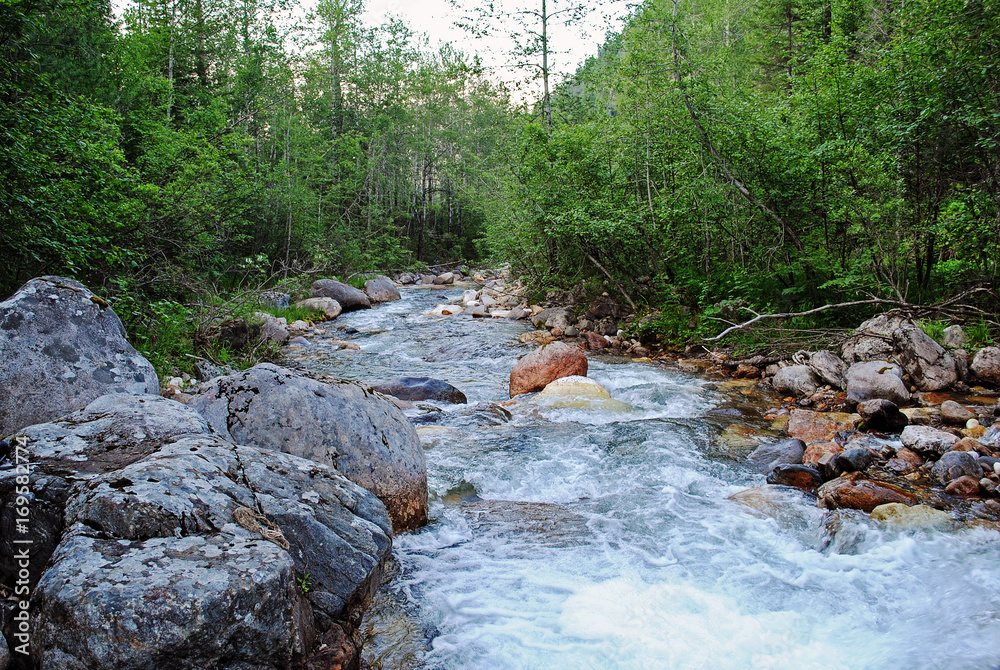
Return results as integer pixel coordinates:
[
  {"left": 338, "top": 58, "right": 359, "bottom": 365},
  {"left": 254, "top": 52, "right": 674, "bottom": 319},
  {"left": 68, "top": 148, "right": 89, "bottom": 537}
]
[
  {"left": 818, "top": 472, "right": 916, "bottom": 512},
  {"left": 953, "top": 437, "right": 986, "bottom": 452},
  {"left": 803, "top": 441, "right": 844, "bottom": 468},
  {"left": 766, "top": 464, "right": 823, "bottom": 491},
  {"left": 788, "top": 409, "right": 861, "bottom": 443},
  {"left": 509, "top": 341, "right": 588, "bottom": 398},
  {"left": 945, "top": 475, "right": 981, "bottom": 497}
]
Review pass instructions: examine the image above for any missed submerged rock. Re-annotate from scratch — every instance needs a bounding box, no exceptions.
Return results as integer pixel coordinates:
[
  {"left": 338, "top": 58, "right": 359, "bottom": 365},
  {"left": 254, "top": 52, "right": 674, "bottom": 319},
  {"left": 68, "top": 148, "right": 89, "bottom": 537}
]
[
  {"left": 509, "top": 341, "right": 587, "bottom": 398},
  {"left": 373, "top": 377, "right": 467, "bottom": 404},
  {"left": 530, "top": 375, "right": 632, "bottom": 412},
  {"left": 0, "top": 276, "right": 159, "bottom": 436},
  {"left": 188, "top": 364, "right": 427, "bottom": 531},
  {"left": 728, "top": 485, "right": 817, "bottom": 522},
  {"left": 870, "top": 503, "right": 952, "bottom": 530},
  {"left": 817, "top": 472, "right": 916, "bottom": 512}
]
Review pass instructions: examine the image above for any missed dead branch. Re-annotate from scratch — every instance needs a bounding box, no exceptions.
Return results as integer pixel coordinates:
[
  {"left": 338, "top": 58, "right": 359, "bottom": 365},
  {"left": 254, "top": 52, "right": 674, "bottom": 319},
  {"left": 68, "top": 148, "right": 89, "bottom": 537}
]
[{"left": 703, "top": 286, "right": 996, "bottom": 342}]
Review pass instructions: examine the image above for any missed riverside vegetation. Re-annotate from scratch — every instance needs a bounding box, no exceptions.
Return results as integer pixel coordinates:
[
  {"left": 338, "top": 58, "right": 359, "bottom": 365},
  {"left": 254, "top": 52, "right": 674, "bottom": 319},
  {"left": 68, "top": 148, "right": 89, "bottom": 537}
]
[{"left": 2, "top": 0, "right": 998, "bottom": 370}]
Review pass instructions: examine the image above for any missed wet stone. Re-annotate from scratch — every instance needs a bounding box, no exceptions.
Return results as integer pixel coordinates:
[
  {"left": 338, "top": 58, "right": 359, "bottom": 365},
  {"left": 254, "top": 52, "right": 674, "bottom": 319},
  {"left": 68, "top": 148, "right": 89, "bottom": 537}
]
[
  {"left": 940, "top": 400, "right": 974, "bottom": 425},
  {"left": 802, "top": 441, "right": 843, "bottom": 469},
  {"left": 858, "top": 399, "right": 908, "bottom": 432},
  {"left": 886, "top": 448, "right": 924, "bottom": 476},
  {"left": 747, "top": 439, "right": 805, "bottom": 474},
  {"left": 787, "top": 409, "right": 860, "bottom": 444},
  {"left": 766, "top": 464, "right": 823, "bottom": 491},
  {"left": 945, "top": 476, "right": 981, "bottom": 497},
  {"left": 817, "top": 472, "right": 916, "bottom": 512},
  {"left": 835, "top": 448, "right": 875, "bottom": 474},
  {"left": 931, "top": 451, "right": 981, "bottom": 485}
]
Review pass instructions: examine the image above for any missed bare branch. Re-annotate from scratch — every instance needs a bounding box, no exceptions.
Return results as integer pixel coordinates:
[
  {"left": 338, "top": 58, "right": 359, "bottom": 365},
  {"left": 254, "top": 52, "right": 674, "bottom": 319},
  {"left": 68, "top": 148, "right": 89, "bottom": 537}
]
[{"left": 702, "top": 286, "right": 997, "bottom": 342}]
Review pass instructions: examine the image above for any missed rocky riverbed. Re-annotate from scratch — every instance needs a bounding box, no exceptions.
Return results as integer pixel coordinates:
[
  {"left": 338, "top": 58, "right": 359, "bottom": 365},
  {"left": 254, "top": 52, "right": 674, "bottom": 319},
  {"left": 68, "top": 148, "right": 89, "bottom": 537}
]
[{"left": 3, "top": 272, "right": 1000, "bottom": 669}]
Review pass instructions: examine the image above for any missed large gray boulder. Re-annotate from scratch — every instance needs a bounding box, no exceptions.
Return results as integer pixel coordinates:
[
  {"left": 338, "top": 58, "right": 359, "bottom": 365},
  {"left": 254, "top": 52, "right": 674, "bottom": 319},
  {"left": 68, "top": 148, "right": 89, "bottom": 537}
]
[
  {"left": 363, "top": 275, "right": 401, "bottom": 303},
  {"left": 845, "top": 361, "right": 910, "bottom": 406},
  {"left": 188, "top": 364, "right": 427, "bottom": 531},
  {"left": 892, "top": 324, "right": 957, "bottom": 391},
  {"left": 841, "top": 313, "right": 910, "bottom": 364},
  {"left": 772, "top": 365, "right": 821, "bottom": 397},
  {"left": 0, "top": 277, "right": 159, "bottom": 436},
  {"left": 807, "top": 350, "right": 847, "bottom": 389},
  {"left": 943, "top": 325, "right": 967, "bottom": 348},
  {"left": 530, "top": 307, "right": 573, "bottom": 330},
  {"left": 309, "top": 279, "right": 371, "bottom": 312},
  {"left": 3, "top": 394, "right": 391, "bottom": 669},
  {"left": 0, "top": 394, "right": 215, "bottom": 589},
  {"left": 32, "top": 437, "right": 392, "bottom": 670},
  {"left": 971, "top": 347, "right": 1000, "bottom": 386}
]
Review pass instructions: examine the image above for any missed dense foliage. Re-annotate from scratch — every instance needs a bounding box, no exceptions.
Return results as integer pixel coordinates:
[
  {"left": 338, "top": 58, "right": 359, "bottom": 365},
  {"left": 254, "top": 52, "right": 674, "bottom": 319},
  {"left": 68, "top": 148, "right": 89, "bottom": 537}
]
[
  {"left": 2, "top": 0, "right": 997, "bottom": 359},
  {"left": 484, "top": 0, "right": 1000, "bottom": 339},
  {"left": 1, "top": 0, "right": 509, "bottom": 299}
]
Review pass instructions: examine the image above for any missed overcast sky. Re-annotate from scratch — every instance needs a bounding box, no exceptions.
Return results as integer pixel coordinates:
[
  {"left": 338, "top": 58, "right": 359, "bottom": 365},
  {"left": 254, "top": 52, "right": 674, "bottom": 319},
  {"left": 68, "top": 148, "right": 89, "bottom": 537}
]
[
  {"left": 361, "top": 0, "right": 627, "bottom": 100},
  {"left": 113, "top": 0, "right": 628, "bottom": 102}
]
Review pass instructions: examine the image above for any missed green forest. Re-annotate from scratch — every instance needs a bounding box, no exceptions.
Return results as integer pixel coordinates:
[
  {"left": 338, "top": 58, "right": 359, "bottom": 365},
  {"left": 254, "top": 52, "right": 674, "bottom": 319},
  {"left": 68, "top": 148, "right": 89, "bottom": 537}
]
[{"left": 3, "top": 0, "right": 999, "bottom": 368}]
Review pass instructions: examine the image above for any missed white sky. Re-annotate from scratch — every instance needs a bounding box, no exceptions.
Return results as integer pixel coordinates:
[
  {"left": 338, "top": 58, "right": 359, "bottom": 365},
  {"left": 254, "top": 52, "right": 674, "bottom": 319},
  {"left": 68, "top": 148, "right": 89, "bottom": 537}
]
[
  {"left": 361, "top": 0, "right": 626, "bottom": 101},
  {"left": 113, "top": 0, "right": 629, "bottom": 103}
]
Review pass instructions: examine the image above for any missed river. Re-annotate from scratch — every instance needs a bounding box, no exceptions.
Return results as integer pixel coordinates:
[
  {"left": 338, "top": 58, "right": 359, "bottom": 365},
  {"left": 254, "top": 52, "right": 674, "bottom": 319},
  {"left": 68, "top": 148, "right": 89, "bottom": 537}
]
[{"left": 287, "top": 285, "right": 1000, "bottom": 670}]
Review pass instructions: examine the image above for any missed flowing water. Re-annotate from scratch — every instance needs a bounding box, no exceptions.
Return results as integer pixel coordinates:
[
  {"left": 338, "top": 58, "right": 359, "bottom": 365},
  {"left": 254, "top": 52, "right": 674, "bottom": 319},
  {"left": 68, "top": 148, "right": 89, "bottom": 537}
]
[{"left": 288, "top": 285, "right": 1000, "bottom": 670}]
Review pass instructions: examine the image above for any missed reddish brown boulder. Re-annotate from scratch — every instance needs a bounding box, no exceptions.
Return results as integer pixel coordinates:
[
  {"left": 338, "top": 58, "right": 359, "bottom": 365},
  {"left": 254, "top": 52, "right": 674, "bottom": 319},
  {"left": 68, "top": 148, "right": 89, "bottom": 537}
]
[
  {"left": 788, "top": 409, "right": 861, "bottom": 444},
  {"left": 509, "top": 341, "right": 588, "bottom": 397},
  {"left": 818, "top": 472, "right": 916, "bottom": 512},
  {"left": 803, "top": 441, "right": 844, "bottom": 468},
  {"left": 945, "top": 476, "right": 981, "bottom": 497},
  {"left": 586, "top": 331, "right": 609, "bottom": 351}
]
